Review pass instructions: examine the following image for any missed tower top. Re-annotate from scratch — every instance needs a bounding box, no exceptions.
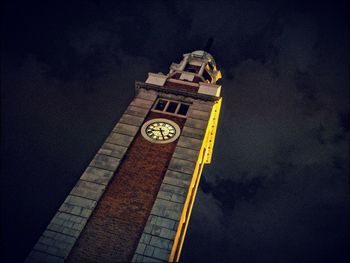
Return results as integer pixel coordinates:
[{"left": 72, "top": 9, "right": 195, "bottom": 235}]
[
  {"left": 145, "top": 50, "right": 222, "bottom": 97},
  {"left": 190, "top": 50, "right": 216, "bottom": 67}
]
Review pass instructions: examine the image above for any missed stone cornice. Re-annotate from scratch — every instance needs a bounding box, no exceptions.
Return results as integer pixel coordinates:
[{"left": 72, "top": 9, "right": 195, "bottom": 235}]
[{"left": 135, "top": 81, "right": 221, "bottom": 102}]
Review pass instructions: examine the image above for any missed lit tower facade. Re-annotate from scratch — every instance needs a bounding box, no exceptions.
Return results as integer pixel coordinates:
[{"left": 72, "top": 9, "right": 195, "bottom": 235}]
[{"left": 26, "top": 50, "right": 222, "bottom": 263}]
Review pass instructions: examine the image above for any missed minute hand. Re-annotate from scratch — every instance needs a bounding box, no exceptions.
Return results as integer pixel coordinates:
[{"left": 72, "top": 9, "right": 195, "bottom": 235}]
[{"left": 159, "top": 128, "right": 165, "bottom": 140}]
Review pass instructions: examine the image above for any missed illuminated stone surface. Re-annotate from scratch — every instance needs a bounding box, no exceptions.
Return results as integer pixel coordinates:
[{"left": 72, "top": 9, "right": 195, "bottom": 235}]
[{"left": 26, "top": 51, "right": 222, "bottom": 263}]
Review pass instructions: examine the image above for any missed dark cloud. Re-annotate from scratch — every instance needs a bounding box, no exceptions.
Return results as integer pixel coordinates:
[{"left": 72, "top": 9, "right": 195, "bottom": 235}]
[
  {"left": 202, "top": 175, "right": 266, "bottom": 210},
  {"left": 338, "top": 112, "right": 349, "bottom": 133},
  {"left": 181, "top": 1, "right": 348, "bottom": 262}
]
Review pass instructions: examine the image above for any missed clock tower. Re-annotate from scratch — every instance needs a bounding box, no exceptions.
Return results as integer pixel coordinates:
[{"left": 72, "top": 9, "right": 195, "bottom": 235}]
[{"left": 26, "top": 50, "right": 222, "bottom": 263}]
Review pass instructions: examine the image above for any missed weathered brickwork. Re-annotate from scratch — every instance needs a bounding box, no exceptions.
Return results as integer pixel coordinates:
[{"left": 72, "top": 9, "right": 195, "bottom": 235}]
[
  {"left": 132, "top": 100, "right": 214, "bottom": 262},
  {"left": 25, "top": 88, "right": 157, "bottom": 263},
  {"left": 66, "top": 112, "right": 185, "bottom": 263},
  {"left": 25, "top": 83, "right": 218, "bottom": 263},
  {"left": 164, "top": 81, "right": 199, "bottom": 93}
]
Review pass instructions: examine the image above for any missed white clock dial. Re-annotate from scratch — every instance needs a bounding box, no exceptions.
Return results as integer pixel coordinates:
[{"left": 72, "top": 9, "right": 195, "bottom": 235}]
[{"left": 141, "top": 118, "right": 181, "bottom": 144}]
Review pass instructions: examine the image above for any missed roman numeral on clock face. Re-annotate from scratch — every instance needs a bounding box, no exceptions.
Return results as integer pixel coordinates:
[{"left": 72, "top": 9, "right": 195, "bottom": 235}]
[{"left": 141, "top": 118, "right": 181, "bottom": 144}]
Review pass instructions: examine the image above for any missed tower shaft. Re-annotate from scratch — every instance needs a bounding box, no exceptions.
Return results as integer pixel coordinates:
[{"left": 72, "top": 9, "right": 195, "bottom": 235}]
[{"left": 26, "top": 50, "right": 222, "bottom": 263}]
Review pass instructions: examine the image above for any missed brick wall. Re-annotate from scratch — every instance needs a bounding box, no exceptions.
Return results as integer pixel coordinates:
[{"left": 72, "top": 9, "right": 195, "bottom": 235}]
[
  {"left": 164, "top": 81, "right": 199, "bottom": 93},
  {"left": 66, "top": 112, "right": 185, "bottom": 263},
  {"left": 131, "top": 99, "right": 215, "bottom": 262}
]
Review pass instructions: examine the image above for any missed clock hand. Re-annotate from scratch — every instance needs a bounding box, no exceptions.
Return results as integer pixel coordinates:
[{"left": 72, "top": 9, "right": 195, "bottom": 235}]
[{"left": 159, "top": 128, "right": 165, "bottom": 140}]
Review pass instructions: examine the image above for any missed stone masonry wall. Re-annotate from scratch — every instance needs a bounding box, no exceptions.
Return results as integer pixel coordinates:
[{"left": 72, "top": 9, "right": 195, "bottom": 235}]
[
  {"left": 25, "top": 88, "right": 158, "bottom": 263},
  {"left": 66, "top": 112, "right": 185, "bottom": 263},
  {"left": 132, "top": 99, "right": 214, "bottom": 262}
]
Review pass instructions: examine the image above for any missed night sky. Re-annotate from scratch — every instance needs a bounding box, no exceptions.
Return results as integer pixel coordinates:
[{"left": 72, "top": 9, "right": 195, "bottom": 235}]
[{"left": 1, "top": 1, "right": 349, "bottom": 262}]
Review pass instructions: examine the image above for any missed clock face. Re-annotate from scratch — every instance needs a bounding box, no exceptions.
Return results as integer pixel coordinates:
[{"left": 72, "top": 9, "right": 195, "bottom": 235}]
[
  {"left": 141, "top": 118, "right": 181, "bottom": 144},
  {"left": 146, "top": 122, "right": 176, "bottom": 140}
]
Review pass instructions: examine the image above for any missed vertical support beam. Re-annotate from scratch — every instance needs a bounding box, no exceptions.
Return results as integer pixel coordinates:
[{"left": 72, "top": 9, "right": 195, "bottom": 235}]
[
  {"left": 179, "top": 55, "right": 189, "bottom": 71},
  {"left": 198, "top": 63, "right": 205, "bottom": 76}
]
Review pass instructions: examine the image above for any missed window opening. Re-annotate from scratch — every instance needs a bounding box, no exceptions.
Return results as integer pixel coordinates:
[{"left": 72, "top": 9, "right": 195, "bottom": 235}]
[
  {"left": 166, "top": 102, "right": 178, "bottom": 113},
  {"left": 184, "top": 64, "right": 200, "bottom": 73},
  {"left": 177, "top": 104, "right": 189, "bottom": 116},
  {"left": 203, "top": 70, "right": 212, "bottom": 83},
  {"left": 155, "top": 99, "right": 167, "bottom": 111},
  {"left": 152, "top": 98, "right": 190, "bottom": 117}
]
